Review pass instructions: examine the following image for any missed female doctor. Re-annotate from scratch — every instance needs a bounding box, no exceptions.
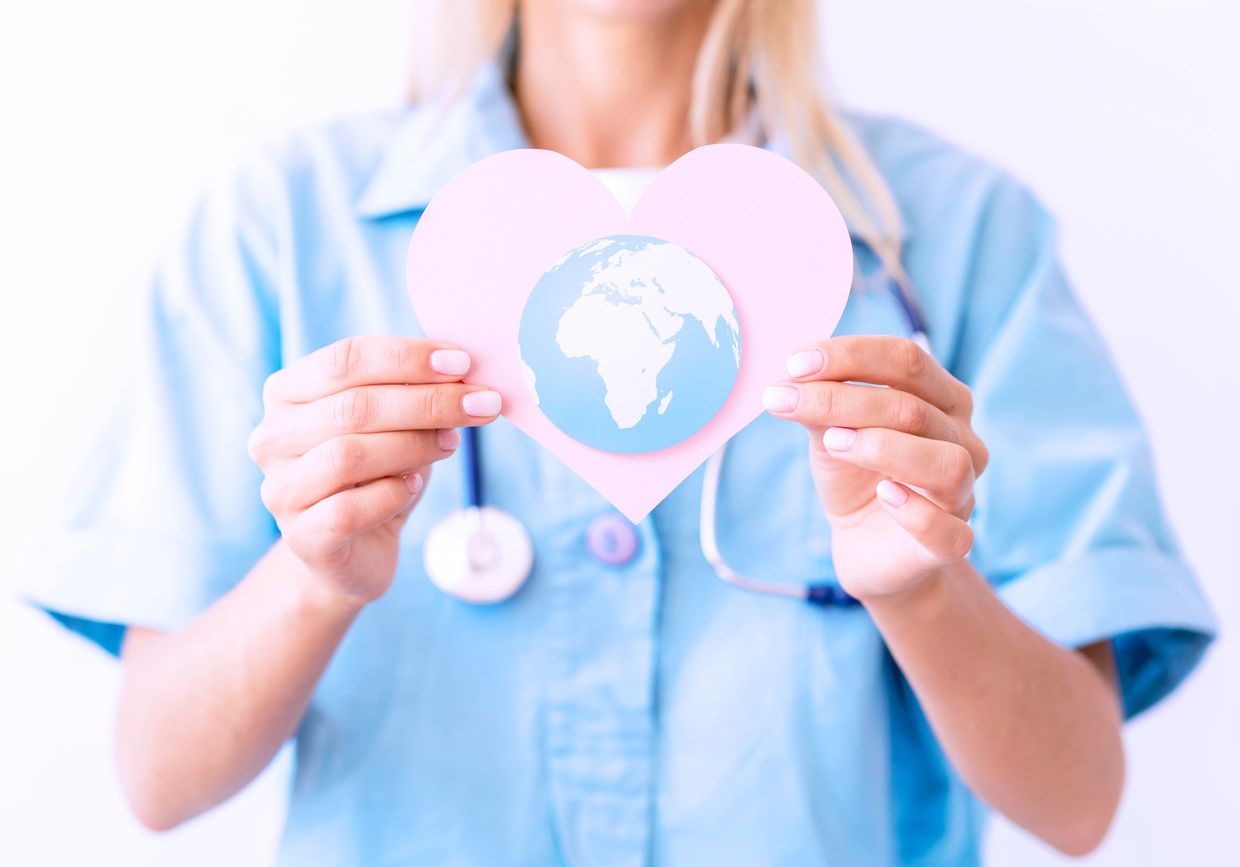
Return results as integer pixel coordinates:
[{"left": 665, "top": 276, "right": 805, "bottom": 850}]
[{"left": 27, "top": 0, "right": 1216, "bottom": 865}]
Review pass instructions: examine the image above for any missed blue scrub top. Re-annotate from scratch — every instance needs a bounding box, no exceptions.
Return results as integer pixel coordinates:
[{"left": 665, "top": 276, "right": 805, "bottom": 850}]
[{"left": 23, "top": 62, "right": 1217, "bottom": 866}]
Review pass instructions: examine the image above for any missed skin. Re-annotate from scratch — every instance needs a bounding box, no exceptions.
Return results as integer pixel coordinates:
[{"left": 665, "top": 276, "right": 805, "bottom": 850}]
[
  {"left": 116, "top": 0, "right": 1125, "bottom": 856},
  {"left": 766, "top": 337, "right": 1124, "bottom": 856}
]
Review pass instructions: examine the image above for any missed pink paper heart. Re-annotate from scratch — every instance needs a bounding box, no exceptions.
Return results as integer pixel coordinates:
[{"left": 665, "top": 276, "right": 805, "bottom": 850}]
[{"left": 407, "top": 144, "right": 852, "bottom": 522}]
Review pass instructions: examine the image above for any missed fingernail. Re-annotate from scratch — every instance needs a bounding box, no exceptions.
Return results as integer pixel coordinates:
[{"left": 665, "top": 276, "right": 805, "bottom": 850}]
[
  {"left": 823, "top": 427, "right": 857, "bottom": 451},
  {"left": 786, "top": 349, "right": 824, "bottom": 378},
  {"left": 876, "top": 479, "right": 909, "bottom": 507},
  {"left": 430, "top": 349, "right": 471, "bottom": 376},
  {"left": 462, "top": 390, "right": 502, "bottom": 417},
  {"left": 403, "top": 472, "right": 424, "bottom": 496},
  {"left": 436, "top": 428, "right": 461, "bottom": 450},
  {"left": 762, "top": 385, "right": 799, "bottom": 412}
]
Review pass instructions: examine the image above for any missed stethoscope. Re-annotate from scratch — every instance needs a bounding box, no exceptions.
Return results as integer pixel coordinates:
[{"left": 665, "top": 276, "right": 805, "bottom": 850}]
[{"left": 423, "top": 266, "right": 931, "bottom": 606}]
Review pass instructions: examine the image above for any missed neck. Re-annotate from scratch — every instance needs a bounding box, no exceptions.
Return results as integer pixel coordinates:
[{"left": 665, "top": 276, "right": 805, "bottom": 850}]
[{"left": 514, "top": 2, "right": 713, "bottom": 168}]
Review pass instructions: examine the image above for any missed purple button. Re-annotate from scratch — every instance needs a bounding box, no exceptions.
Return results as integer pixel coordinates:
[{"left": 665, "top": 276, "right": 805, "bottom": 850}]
[{"left": 585, "top": 513, "right": 639, "bottom": 566}]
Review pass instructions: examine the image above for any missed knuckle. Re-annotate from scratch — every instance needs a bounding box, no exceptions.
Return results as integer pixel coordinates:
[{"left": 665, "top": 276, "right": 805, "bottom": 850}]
[
  {"left": 321, "top": 496, "right": 359, "bottom": 539},
  {"left": 420, "top": 385, "right": 450, "bottom": 425},
  {"left": 941, "top": 443, "right": 974, "bottom": 489},
  {"left": 246, "top": 424, "right": 267, "bottom": 463},
  {"left": 898, "top": 338, "right": 927, "bottom": 378},
  {"left": 868, "top": 426, "right": 896, "bottom": 457},
  {"left": 971, "top": 437, "right": 991, "bottom": 476},
  {"left": 284, "top": 515, "right": 327, "bottom": 560},
  {"left": 325, "top": 436, "right": 365, "bottom": 479},
  {"left": 290, "top": 528, "right": 337, "bottom": 568},
  {"left": 954, "top": 383, "right": 974, "bottom": 417},
  {"left": 958, "top": 493, "right": 977, "bottom": 520},
  {"left": 393, "top": 340, "right": 417, "bottom": 381},
  {"left": 246, "top": 419, "right": 286, "bottom": 465},
  {"left": 808, "top": 382, "right": 836, "bottom": 420},
  {"left": 261, "top": 371, "right": 282, "bottom": 405},
  {"left": 333, "top": 388, "right": 372, "bottom": 431},
  {"left": 266, "top": 476, "right": 303, "bottom": 521},
  {"left": 831, "top": 338, "right": 859, "bottom": 372},
  {"left": 894, "top": 392, "right": 928, "bottom": 432},
  {"left": 258, "top": 477, "right": 282, "bottom": 514},
  {"left": 947, "top": 522, "right": 975, "bottom": 560},
  {"left": 327, "top": 337, "right": 358, "bottom": 381}
]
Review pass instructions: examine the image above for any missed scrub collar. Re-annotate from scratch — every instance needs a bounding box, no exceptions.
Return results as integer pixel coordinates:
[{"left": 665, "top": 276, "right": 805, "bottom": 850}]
[
  {"left": 355, "top": 62, "right": 529, "bottom": 218},
  {"left": 350, "top": 55, "right": 910, "bottom": 268}
]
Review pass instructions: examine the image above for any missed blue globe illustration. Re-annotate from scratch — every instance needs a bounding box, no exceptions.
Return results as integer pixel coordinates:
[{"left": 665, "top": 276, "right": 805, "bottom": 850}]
[{"left": 519, "top": 233, "right": 742, "bottom": 454}]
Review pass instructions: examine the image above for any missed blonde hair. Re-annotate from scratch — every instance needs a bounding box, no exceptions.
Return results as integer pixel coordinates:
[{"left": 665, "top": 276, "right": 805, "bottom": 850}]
[{"left": 410, "top": 0, "right": 909, "bottom": 290}]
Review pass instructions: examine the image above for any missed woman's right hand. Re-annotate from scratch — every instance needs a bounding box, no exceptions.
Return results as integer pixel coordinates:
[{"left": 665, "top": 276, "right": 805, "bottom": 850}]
[{"left": 247, "top": 336, "right": 501, "bottom": 606}]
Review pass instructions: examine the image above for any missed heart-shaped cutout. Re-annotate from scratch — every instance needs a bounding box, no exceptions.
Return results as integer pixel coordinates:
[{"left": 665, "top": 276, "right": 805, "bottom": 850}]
[{"left": 407, "top": 144, "right": 852, "bottom": 522}]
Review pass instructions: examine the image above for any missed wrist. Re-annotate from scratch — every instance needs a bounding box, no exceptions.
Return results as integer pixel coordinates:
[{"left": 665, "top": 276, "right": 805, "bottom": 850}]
[
  {"left": 270, "top": 541, "right": 369, "bottom": 623},
  {"left": 858, "top": 563, "right": 957, "bottom": 623}
]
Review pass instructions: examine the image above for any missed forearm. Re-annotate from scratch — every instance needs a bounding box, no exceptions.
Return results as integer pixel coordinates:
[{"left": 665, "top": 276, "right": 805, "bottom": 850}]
[
  {"left": 115, "top": 540, "right": 363, "bottom": 830},
  {"left": 865, "top": 560, "right": 1125, "bottom": 856}
]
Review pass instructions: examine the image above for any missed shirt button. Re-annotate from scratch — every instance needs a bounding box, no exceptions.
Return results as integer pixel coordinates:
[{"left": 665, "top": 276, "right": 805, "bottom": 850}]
[{"left": 585, "top": 513, "right": 640, "bottom": 566}]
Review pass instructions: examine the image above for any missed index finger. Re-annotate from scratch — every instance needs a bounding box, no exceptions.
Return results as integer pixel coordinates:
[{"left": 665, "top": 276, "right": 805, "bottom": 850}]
[
  {"left": 787, "top": 335, "right": 969, "bottom": 415},
  {"left": 266, "top": 336, "right": 472, "bottom": 404}
]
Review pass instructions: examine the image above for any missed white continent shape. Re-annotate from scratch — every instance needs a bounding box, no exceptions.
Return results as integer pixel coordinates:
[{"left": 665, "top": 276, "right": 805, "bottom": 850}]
[{"left": 555, "top": 239, "right": 739, "bottom": 430}]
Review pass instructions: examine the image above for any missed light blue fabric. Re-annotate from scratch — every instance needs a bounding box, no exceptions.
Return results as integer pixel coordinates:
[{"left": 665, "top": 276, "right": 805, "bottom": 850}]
[{"left": 22, "top": 62, "right": 1217, "bottom": 866}]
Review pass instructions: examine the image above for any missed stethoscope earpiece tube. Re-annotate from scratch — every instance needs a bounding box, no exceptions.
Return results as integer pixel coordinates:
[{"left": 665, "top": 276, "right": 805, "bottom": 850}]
[{"left": 423, "top": 276, "right": 926, "bottom": 607}]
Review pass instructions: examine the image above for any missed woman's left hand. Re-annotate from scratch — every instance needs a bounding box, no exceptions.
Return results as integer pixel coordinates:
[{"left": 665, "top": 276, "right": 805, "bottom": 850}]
[{"left": 763, "top": 335, "right": 989, "bottom": 602}]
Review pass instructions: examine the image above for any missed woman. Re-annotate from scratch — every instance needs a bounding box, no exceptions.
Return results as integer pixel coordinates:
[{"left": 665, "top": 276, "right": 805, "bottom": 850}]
[{"left": 27, "top": 0, "right": 1216, "bottom": 864}]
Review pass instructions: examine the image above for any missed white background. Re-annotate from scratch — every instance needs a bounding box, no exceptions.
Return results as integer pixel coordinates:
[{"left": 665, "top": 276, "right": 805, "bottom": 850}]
[{"left": 1, "top": 1, "right": 1237, "bottom": 864}]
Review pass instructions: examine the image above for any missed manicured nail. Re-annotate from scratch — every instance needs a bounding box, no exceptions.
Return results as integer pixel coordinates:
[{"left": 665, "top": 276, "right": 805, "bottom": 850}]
[
  {"left": 823, "top": 427, "right": 857, "bottom": 451},
  {"left": 430, "top": 349, "right": 471, "bottom": 376},
  {"left": 462, "top": 390, "right": 502, "bottom": 417},
  {"left": 762, "top": 385, "right": 799, "bottom": 412},
  {"left": 786, "top": 349, "right": 824, "bottom": 378},
  {"left": 436, "top": 428, "right": 461, "bottom": 450},
  {"left": 876, "top": 479, "right": 909, "bottom": 507},
  {"left": 403, "top": 472, "right": 424, "bottom": 495}
]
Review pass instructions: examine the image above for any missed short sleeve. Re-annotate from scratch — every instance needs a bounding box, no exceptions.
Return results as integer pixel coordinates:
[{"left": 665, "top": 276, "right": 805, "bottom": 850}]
[
  {"left": 18, "top": 158, "right": 285, "bottom": 655},
  {"left": 950, "top": 176, "right": 1217, "bottom": 719}
]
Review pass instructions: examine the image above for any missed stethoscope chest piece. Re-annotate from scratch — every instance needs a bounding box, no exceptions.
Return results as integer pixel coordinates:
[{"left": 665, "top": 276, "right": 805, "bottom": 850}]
[{"left": 423, "top": 505, "right": 534, "bottom": 604}]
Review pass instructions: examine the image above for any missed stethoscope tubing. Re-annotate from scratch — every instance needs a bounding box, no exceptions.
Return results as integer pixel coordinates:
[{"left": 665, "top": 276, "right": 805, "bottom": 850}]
[
  {"left": 463, "top": 425, "right": 484, "bottom": 509},
  {"left": 426, "top": 270, "right": 928, "bottom": 606}
]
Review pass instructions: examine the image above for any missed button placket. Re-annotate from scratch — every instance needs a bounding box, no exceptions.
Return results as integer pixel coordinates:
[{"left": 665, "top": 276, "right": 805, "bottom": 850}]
[{"left": 538, "top": 456, "right": 662, "bottom": 866}]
